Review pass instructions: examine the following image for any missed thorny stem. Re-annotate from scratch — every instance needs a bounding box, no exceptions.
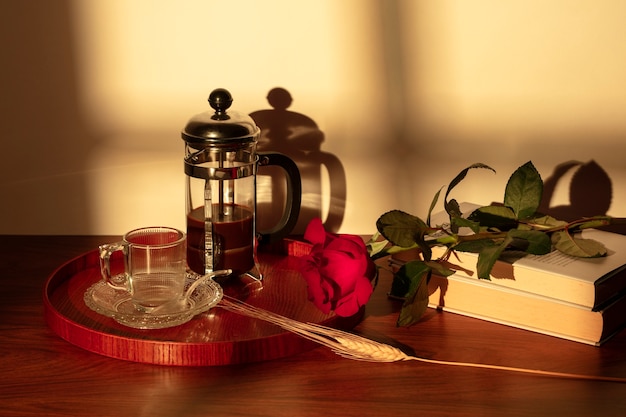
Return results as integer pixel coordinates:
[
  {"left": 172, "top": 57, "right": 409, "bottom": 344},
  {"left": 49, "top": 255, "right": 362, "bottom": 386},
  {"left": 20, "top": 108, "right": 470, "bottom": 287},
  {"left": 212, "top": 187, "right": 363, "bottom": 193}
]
[
  {"left": 375, "top": 216, "right": 626, "bottom": 261},
  {"left": 438, "top": 215, "right": 626, "bottom": 247}
]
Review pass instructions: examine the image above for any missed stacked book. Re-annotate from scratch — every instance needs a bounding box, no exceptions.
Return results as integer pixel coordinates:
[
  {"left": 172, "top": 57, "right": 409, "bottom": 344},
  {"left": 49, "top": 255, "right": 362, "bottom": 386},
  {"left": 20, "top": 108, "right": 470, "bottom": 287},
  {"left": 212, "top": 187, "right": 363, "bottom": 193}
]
[{"left": 390, "top": 203, "right": 626, "bottom": 346}]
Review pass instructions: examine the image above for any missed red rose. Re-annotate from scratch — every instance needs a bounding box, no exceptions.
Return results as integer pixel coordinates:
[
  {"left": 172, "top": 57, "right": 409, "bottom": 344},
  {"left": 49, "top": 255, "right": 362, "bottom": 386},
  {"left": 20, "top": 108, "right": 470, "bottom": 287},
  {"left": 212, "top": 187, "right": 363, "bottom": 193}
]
[{"left": 300, "top": 218, "right": 376, "bottom": 317}]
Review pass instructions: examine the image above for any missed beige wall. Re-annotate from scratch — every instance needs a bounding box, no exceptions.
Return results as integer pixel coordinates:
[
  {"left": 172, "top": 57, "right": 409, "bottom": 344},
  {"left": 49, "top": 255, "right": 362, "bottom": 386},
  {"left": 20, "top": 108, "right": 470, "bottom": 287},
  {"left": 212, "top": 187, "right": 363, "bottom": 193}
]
[{"left": 2, "top": 0, "right": 626, "bottom": 235}]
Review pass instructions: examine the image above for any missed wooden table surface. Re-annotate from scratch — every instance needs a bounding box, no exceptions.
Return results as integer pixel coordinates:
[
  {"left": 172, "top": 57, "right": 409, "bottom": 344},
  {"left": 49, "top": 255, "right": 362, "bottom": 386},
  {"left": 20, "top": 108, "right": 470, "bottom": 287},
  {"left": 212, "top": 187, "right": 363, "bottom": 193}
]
[{"left": 1, "top": 235, "right": 626, "bottom": 417}]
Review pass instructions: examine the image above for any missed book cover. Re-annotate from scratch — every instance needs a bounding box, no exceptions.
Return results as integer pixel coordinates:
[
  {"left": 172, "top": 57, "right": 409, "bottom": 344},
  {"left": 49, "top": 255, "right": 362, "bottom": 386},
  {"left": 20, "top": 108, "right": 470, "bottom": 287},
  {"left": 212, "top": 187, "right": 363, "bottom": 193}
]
[{"left": 427, "top": 273, "right": 626, "bottom": 346}]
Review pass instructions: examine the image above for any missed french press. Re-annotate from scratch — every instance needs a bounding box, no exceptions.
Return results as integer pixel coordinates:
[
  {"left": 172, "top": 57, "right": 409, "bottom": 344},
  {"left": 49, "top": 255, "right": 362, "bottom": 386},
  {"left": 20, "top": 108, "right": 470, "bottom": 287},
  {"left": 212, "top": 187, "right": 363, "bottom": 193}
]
[{"left": 182, "top": 88, "right": 301, "bottom": 280}]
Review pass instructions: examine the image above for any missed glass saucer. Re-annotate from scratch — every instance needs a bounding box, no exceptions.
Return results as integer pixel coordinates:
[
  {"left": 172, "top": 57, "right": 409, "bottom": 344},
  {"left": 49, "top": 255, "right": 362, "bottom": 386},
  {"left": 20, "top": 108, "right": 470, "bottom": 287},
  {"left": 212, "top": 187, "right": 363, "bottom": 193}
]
[{"left": 84, "top": 272, "right": 223, "bottom": 330}]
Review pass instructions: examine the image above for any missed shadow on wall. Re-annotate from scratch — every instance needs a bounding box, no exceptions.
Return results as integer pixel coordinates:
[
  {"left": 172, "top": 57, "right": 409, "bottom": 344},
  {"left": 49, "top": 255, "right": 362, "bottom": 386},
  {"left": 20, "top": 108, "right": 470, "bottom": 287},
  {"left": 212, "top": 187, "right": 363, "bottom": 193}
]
[
  {"left": 539, "top": 160, "right": 626, "bottom": 235},
  {"left": 0, "top": 1, "right": 98, "bottom": 234},
  {"left": 250, "top": 88, "right": 346, "bottom": 235}
]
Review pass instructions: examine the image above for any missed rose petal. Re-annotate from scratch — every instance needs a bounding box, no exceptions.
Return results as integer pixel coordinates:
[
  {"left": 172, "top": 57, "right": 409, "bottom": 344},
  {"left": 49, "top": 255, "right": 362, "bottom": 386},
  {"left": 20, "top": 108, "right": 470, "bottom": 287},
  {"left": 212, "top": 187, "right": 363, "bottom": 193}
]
[
  {"left": 334, "top": 276, "right": 373, "bottom": 317},
  {"left": 320, "top": 250, "right": 367, "bottom": 282},
  {"left": 326, "top": 234, "right": 365, "bottom": 255},
  {"left": 300, "top": 219, "right": 376, "bottom": 317},
  {"left": 300, "top": 263, "right": 333, "bottom": 314},
  {"left": 303, "top": 218, "right": 326, "bottom": 246}
]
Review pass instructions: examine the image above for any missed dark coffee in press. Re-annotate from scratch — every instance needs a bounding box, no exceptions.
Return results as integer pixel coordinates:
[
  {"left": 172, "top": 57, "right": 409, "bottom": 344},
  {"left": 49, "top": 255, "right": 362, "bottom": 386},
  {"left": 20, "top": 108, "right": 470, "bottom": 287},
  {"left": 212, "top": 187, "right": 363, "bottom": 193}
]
[{"left": 186, "top": 205, "right": 254, "bottom": 277}]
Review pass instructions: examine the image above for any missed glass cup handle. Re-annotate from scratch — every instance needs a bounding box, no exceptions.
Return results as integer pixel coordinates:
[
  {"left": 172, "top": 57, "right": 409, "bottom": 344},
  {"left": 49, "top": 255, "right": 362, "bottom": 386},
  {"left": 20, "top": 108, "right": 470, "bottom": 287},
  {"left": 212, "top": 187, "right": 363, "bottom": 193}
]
[
  {"left": 257, "top": 151, "right": 302, "bottom": 244},
  {"left": 99, "top": 241, "right": 130, "bottom": 291}
]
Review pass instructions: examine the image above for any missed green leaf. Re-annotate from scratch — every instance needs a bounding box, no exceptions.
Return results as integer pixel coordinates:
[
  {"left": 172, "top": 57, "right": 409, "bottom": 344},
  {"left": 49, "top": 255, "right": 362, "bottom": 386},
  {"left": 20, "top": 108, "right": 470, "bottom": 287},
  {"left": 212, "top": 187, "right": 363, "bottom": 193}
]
[
  {"left": 451, "top": 216, "right": 481, "bottom": 233},
  {"left": 376, "top": 210, "right": 432, "bottom": 248},
  {"left": 394, "top": 261, "right": 432, "bottom": 327},
  {"left": 467, "top": 206, "right": 517, "bottom": 230},
  {"left": 445, "top": 200, "right": 462, "bottom": 233},
  {"left": 445, "top": 199, "right": 462, "bottom": 220},
  {"left": 397, "top": 278, "right": 430, "bottom": 327},
  {"left": 574, "top": 217, "right": 612, "bottom": 230},
  {"left": 552, "top": 231, "right": 608, "bottom": 258},
  {"left": 365, "top": 233, "right": 390, "bottom": 260},
  {"left": 453, "top": 238, "right": 500, "bottom": 254},
  {"left": 444, "top": 163, "right": 496, "bottom": 205},
  {"left": 386, "top": 244, "right": 418, "bottom": 255},
  {"left": 443, "top": 163, "right": 496, "bottom": 231},
  {"left": 426, "top": 187, "right": 443, "bottom": 226},
  {"left": 503, "top": 161, "right": 543, "bottom": 219},
  {"left": 389, "top": 259, "right": 430, "bottom": 299},
  {"left": 389, "top": 269, "right": 411, "bottom": 299},
  {"left": 507, "top": 229, "right": 552, "bottom": 255},
  {"left": 520, "top": 215, "right": 568, "bottom": 231},
  {"left": 476, "top": 234, "right": 513, "bottom": 279}
]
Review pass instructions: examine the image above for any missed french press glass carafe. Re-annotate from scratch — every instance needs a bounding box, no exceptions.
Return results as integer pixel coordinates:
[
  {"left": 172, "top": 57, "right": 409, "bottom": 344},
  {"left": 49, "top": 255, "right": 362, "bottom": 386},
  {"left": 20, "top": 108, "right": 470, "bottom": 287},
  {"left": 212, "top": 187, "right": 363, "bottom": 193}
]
[{"left": 182, "top": 88, "right": 301, "bottom": 281}]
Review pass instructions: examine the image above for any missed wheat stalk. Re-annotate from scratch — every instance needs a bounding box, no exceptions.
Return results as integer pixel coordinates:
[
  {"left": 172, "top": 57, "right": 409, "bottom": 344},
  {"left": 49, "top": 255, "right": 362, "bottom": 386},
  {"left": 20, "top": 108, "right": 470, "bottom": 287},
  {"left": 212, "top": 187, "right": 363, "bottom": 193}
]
[{"left": 218, "top": 295, "right": 626, "bottom": 383}]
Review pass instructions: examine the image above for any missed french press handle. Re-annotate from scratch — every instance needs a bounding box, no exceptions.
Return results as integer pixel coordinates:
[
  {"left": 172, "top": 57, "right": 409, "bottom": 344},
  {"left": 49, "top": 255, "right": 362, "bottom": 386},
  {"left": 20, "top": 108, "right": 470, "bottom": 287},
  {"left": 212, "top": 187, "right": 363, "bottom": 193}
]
[{"left": 257, "top": 151, "right": 301, "bottom": 244}]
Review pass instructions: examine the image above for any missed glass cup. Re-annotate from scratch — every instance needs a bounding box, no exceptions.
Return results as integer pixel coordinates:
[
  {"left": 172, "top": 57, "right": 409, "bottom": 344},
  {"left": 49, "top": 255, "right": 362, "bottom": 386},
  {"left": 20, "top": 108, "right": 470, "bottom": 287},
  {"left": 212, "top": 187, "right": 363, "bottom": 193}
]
[{"left": 99, "top": 227, "right": 187, "bottom": 312}]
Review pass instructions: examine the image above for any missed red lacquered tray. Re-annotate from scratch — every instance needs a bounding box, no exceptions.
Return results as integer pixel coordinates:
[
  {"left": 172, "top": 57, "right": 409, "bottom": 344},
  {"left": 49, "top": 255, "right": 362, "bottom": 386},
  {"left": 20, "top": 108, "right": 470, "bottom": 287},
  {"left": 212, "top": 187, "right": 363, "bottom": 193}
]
[{"left": 43, "top": 243, "right": 361, "bottom": 366}]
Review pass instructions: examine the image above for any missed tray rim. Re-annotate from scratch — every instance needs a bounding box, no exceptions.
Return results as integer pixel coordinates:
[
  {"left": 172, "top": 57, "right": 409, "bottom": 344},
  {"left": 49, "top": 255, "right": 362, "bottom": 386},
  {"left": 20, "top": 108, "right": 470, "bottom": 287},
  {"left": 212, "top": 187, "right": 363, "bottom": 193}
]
[{"left": 43, "top": 248, "right": 362, "bottom": 366}]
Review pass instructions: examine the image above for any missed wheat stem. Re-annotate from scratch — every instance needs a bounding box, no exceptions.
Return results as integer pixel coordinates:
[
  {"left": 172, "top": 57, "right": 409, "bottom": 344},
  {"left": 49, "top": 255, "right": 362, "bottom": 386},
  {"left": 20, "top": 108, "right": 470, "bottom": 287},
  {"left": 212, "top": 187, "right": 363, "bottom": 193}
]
[{"left": 217, "top": 296, "right": 626, "bottom": 383}]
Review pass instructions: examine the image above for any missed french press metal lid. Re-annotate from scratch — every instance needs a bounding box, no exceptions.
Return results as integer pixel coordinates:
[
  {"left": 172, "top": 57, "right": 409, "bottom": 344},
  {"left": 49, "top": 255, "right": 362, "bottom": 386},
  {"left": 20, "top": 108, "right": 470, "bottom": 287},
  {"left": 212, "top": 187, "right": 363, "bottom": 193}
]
[{"left": 182, "top": 88, "right": 259, "bottom": 148}]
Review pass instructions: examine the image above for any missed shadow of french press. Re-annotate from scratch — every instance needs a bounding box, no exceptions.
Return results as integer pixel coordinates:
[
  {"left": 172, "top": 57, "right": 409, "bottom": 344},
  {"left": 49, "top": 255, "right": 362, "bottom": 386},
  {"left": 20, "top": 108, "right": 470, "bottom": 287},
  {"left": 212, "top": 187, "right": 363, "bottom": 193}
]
[
  {"left": 250, "top": 88, "right": 346, "bottom": 235},
  {"left": 538, "top": 160, "right": 626, "bottom": 235}
]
